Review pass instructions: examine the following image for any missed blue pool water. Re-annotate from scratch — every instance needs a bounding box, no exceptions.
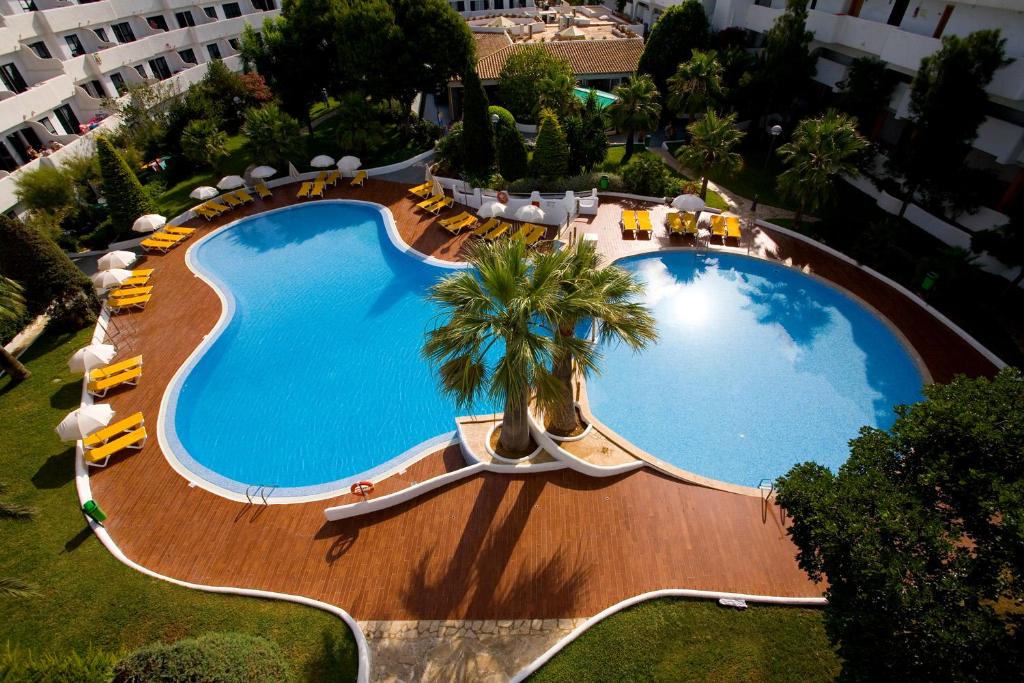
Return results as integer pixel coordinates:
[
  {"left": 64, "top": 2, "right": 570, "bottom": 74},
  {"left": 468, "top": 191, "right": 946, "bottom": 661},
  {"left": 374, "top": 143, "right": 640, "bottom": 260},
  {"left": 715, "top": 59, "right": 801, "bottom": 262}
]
[
  {"left": 586, "top": 252, "right": 925, "bottom": 487},
  {"left": 166, "top": 202, "right": 497, "bottom": 495}
]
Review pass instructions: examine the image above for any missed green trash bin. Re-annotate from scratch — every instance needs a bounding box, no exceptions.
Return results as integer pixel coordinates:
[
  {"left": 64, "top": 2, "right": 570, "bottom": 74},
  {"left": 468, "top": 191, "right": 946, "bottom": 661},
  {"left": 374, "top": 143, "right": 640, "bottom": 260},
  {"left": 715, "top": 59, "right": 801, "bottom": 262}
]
[
  {"left": 599, "top": 174, "right": 609, "bottom": 191},
  {"left": 921, "top": 271, "right": 938, "bottom": 292},
  {"left": 83, "top": 499, "right": 107, "bottom": 523}
]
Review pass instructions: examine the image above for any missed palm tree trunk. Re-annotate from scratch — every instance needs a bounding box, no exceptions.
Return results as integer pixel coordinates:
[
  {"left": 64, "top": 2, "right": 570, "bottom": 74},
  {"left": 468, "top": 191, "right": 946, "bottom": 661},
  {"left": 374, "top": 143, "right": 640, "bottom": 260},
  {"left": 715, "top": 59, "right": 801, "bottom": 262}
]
[
  {"left": 498, "top": 388, "right": 532, "bottom": 455},
  {"left": 0, "top": 347, "right": 30, "bottom": 382},
  {"left": 622, "top": 131, "right": 635, "bottom": 164},
  {"left": 700, "top": 176, "right": 709, "bottom": 200},
  {"left": 549, "top": 348, "right": 578, "bottom": 435}
]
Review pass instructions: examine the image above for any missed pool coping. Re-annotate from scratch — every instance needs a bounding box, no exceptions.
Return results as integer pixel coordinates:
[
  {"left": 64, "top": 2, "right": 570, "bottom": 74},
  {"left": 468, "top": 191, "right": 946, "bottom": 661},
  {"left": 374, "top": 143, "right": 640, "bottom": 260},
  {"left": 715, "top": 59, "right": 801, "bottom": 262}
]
[{"left": 157, "top": 200, "right": 472, "bottom": 504}]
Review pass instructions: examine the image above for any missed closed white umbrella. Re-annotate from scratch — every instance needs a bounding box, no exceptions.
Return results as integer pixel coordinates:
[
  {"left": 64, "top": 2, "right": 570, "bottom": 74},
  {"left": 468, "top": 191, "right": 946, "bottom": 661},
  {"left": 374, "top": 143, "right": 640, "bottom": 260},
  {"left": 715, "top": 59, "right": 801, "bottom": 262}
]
[
  {"left": 251, "top": 165, "right": 277, "bottom": 179},
  {"left": 190, "top": 186, "right": 219, "bottom": 200},
  {"left": 515, "top": 204, "right": 545, "bottom": 222},
  {"left": 132, "top": 213, "right": 166, "bottom": 233},
  {"left": 91, "top": 268, "right": 132, "bottom": 291},
  {"left": 478, "top": 201, "right": 507, "bottom": 218},
  {"left": 97, "top": 250, "right": 137, "bottom": 270},
  {"left": 337, "top": 156, "right": 361, "bottom": 173},
  {"left": 55, "top": 404, "right": 115, "bottom": 441},
  {"left": 310, "top": 155, "right": 335, "bottom": 168},
  {"left": 671, "top": 194, "right": 705, "bottom": 212},
  {"left": 217, "top": 175, "right": 246, "bottom": 190},
  {"left": 69, "top": 344, "right": 117, "bottom": 373}
]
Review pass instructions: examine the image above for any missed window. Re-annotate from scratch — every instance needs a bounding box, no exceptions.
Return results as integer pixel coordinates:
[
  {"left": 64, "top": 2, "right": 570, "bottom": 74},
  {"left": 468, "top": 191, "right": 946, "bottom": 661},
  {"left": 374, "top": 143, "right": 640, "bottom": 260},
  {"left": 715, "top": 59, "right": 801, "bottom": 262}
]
[
  {"left": 175, "top": 11, "right": 195, "bottom": 28},
  {"left": 252, "top": 0, "right": 276, "bottom": 9},
  {"left": 223, "top": 3, "right": 242, "bottom": 18},
  {"left": 28, "top": 41, "right": 51, "bottom": 59},
  {"left": 134, "top": 64, "right": 147, "bottom": 78},
  {"left": 93, "top": 27, "right": 108, "bottom": 43},
  {"left": 20, "top": 126, "right": 42, "bottom": 151},
  {"left": 148, "top": 57, "right": 171, "bottom": 80},
  {"left": 6, "top": 134, "right": 30, "bottom": 165},
  {"left": 18, "top": 1, "right": 38, "bottom": 12},
  {"left": 54, "top": 104, "right": 81, "bottom": 135},
  {"left": 203, "top": 6, "right": 217, "bottom": 19},
  {"left": 455, "top": 1, "right": 465, "bottom": 10},
  {"left": 0, "top": 63, "right": 28, "bottom": 94},
  {"left": 147, "top": 15, "right": 169, "bottom": 32},
  {"left": 112, "top": 22, "right": 136, "bottom": 44},
  {"left": 207, "top": 43, "right": 222, "bottom": 60},
  {"left": 64, "top": 34, "right": 86, "bottom": 57},
  {"left": 0, "top": 142, "right": 19, "bottom": 173},
  {"left": 87, "top": 79, "right": 106, "bottom": 98},
  {"left": 37, "top": 117, "right": 57, "bottom": 135},
  {"left": 228, "top": 38, "right": 239, "bottom": 50},
  {"left": 110, "top": 72, "right": 126, "bottom": 95},
  {"left": 178, "top": 48, "right": 198, "bottom": 65}
]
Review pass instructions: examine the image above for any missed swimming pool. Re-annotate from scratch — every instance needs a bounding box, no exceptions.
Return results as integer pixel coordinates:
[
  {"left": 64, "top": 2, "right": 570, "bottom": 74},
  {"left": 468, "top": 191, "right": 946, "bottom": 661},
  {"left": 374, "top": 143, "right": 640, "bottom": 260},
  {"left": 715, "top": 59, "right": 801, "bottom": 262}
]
[
  {"left": 585, "top": 252, "right": 925, "bottom": 487},
  {"left": 573, "top": 86, "right": 617, "bottom": 109},
  {"left": 163, "top": 202, "right": 497, "bottom": 497}
]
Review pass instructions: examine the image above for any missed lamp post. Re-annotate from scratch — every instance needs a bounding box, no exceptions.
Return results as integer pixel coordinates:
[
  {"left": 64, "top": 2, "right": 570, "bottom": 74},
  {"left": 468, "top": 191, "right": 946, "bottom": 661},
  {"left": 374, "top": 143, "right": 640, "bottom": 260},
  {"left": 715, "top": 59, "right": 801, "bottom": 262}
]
[
  {"left": 764, "top": 124, "right": 782, "bottom": 169},
  {"left": 490, "top": 113, "right": 499, "bottom": 127}
]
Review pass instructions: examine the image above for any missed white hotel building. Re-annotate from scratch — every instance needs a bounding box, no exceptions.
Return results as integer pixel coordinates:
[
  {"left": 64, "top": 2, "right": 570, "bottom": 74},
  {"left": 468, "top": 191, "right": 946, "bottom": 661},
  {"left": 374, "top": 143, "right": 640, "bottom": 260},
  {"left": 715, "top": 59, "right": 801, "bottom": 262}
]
[{"left": 0, "top": 0, "right": 279, "bottom": 215}]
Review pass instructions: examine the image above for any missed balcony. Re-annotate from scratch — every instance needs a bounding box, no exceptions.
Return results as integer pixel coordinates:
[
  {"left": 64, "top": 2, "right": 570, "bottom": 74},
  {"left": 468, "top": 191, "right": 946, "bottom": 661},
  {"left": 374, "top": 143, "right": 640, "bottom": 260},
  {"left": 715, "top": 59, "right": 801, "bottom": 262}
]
[{"left": 0, "top": 72, "right": 75, "bottom": 132}]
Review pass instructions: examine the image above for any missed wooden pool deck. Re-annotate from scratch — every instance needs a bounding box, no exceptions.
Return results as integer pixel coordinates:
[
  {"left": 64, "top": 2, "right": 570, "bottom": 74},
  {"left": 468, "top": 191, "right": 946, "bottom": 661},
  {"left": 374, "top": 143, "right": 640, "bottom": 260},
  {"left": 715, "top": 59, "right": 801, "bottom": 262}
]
[{"left": 87, "top": 179, "right": 996, "bottom": 622}]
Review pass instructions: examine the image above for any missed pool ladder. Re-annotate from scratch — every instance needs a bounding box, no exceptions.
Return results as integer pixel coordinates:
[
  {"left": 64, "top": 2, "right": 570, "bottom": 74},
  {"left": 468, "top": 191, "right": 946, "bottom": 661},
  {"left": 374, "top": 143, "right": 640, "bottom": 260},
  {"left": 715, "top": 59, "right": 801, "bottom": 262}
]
[
  {"left": 245, "top": 484, "right": 277, "bottom": 506},
  {"left": 758, "top": 478, "right": 777, "bottom": 525}
]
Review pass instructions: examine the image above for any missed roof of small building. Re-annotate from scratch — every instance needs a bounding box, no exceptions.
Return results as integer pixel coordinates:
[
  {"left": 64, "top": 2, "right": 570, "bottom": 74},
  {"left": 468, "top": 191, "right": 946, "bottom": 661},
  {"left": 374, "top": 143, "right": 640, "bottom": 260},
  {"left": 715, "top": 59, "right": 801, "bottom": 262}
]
[
  {"left": 472, "top": 32, "right": 515, "bottom": 62},
  {"left": 475, "top": 37, "right": 644, "bottom": 81}
]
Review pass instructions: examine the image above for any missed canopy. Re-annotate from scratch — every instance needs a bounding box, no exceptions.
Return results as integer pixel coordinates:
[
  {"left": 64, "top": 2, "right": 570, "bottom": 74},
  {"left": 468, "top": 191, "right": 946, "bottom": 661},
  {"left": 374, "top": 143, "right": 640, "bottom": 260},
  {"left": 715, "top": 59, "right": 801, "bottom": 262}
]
[
  {"left": 671, "top": 194, "right": 705, "bottom": 212},
  {"left": 91, "top": 268, "right": 132, "bottom": 291},
  {"left": 250, "top": 165, "right": 277, "bottom": 179},
  {"left": 97, "top": 250, "right": 137, "bottom": 271},
  {"left": 337, "top": 156, "right": 361, "bottom": 173},
  {"left": 515, "top": 204, "right": 545, "bottom": 222},
  {"left": 478, "top": 201, "right": 507, "bottom": 218},
  {"left": 217, "top": 175, "right": 246, "bottom": 190},
  {"left": 132, "top": 214, "right": 166, "bottom": 233},
  {"left": 310, "top": 155, "right": 335, "bottom": 168},
  {"left": 68, "top": 344, "right": 117, "bottom": 373},
  {"left": 55, "top": 404, "right": 115, "bottom": 441},
  {"left": 190, "top": 186, "right": 218, "bottom": 200}
]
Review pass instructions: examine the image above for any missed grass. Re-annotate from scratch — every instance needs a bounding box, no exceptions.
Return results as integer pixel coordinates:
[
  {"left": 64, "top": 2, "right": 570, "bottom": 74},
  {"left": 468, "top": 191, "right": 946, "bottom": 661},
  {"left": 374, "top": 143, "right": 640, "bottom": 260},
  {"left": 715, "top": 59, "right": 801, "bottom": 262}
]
[
  {"left": 604, "top": 146, "right": 730, "bottom": 211},
  {"left": 529, "top": 598, "right": 841, "bottom": 682},
  {"left": 666, "top": 140, "right": 796, "bottom": 211},
  {"left": 0, "top": 328, "right": 359, "bottom": 681}
]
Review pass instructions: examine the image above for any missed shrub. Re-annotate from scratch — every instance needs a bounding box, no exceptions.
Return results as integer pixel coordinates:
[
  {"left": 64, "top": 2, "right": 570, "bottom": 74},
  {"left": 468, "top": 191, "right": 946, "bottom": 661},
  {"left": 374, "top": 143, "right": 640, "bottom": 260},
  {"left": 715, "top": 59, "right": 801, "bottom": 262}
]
[
  {"left": 488, "top": 105, "right": 516, "bottom": 130},
  {"left": 434, "top": 122, "right": 464, "bottom": 176},
  {"left": 622, "top": 155, "right": 673, "bottom": 197},
  {"left": 461, "top": 68, "right": 494, "bottom": 179},
  {"left": 531, "top": 108, "right": 569, "bottom": 179},
  {"left": 498, "top": 46, "right": 574, "bottom": 123},
  {"left": 0, "top": 646, "right": 119, "bottom": 683},
  {"left": 113, "top": 632, "right": 290, "bottom": 683},
  {"left": 13, "top": 166, "right": 75, "bottom": 213},
  {"left": 490, "top": 105, "right": 528, "bottom": 182},
  {"left": 239, "top": 72, "right": 273, "bottom": 103},
  {"left": 181, "top": 119, "right": 229, "bottom": 168},
  {"left": 95, "top": 137, "right": 154, "bottom": 238},
  {"left": 506, "top": 172, "right": 623, "bottom": 194},
  {"left": 243, "top": 103, "right": 301, "bottom": 168}
]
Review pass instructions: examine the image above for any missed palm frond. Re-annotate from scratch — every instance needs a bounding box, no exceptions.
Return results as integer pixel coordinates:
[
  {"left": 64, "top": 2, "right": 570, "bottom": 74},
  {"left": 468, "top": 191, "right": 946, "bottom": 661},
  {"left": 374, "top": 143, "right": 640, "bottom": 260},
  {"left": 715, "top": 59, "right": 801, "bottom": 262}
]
[
  {"left": 0, "top": 500, "right": 37, "bottom": 520},
  {"left": 0, "top": 577, "right": 37, "bottom": 598}
]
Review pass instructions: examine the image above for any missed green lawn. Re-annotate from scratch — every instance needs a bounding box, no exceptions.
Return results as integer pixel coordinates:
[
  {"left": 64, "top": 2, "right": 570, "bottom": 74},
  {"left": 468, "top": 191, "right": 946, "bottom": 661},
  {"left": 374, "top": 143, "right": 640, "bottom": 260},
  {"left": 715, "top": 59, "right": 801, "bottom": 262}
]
[
  {"left": 667, "top": 140, "right": 796, "bottom": 211},
  {"left": 529, "top": 598, "right": 840, "bottom": 682},
  {"left": 603, "top": 146, "right": 730, "bottom": 211},
  {"left": 0, "top": 328, "right": 358, "bottom": 681}
]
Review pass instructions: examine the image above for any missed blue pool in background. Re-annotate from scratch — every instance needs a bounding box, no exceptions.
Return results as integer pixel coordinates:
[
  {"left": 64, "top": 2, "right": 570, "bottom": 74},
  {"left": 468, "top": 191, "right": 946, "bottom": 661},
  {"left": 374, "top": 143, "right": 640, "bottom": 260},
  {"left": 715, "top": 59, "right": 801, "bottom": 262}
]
[
  {"left": 585, "top": 252, "right": 925, "bottom": 487},
  {"left": 165, "top": 202, "right": 497, "bottom": 495}
]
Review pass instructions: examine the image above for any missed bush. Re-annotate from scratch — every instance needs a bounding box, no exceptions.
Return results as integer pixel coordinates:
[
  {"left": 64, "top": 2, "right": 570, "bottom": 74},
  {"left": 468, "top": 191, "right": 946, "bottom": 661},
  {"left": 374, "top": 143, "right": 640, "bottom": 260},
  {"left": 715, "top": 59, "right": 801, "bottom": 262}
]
[
  {"left": 499, "top": 46, "right": 574, "bottom": 123},
  {"left": 488, "top": 105, "right": 516, "bottom": 129},
  {"left": 622, "top": 155, "right": 674, "bottom": 197},
  {"left": 506, "top": 172, "right": 624, "bottom": 194},
  {"left": 95, "top": 137, "right": 154, "bottom": 238},
  {"left": 1, "top": 646, "right": 119, "bottom": 683},
  {"left": 243, "top": 103, "right": 301, "bottom": 168},
  {"left": 531, "top": 108, "right": 569, "bottom": 179},
  {"left": 113, "top": 632, "right": 290, "bottom": 683},
  {"left": 14, "top": 166, "right": 75, "bottom": 213},
  {"left": 491, "top": 106, "right": 528, "bottom": 182},
  {"left": 434, "top": 122, "right": 464, "bottom": 176},
  {"left": 181, "top": 119, "right": 229, "bottom": 168}
]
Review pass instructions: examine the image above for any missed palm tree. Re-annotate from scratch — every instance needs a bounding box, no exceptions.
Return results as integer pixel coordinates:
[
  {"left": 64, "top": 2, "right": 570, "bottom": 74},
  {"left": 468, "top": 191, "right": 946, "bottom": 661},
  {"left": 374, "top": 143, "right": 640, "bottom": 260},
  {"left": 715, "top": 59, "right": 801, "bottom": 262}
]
[
  {"left": 539, "top": 240, "right": 658, "bottom": 435},
  {"left": 776, "top": 109, "right": 868, "bottom": 226},
  {"left": 423, "top": 240, "right": 565, "bottom": 455},
  {"left": 667, "top": 50, "right": 725, "bottom": 121},
  {"left": 0, "top": 277, "right": 30, "bottom": 382},
  {"left": 675, "top": 110, "right": 745, "bottom": 200},
  {"left": 535, "top": 71, "right": 576, "bottom": 119},
  {"left": 607, "top": 74, "right": 661, "bottom": 164}
]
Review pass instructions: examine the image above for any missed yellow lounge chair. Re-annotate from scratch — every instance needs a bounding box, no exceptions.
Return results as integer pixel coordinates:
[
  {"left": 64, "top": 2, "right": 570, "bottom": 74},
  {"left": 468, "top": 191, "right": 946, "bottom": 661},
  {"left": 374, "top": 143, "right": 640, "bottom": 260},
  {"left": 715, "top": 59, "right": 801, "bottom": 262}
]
[
  {"left": 325, "top": 170, "right": 340, "bottom": 186},
  {"left": 220, "top": 193, "right": 243, "bottom": 208},
  {"left": 484, "top": 221, "right": 511, "bottom": 241},
  {"left": 83, "top": 412, "right": 144, "bottom": 448},
  {"left": 193, "top": 205, "right": 219, "bottom": 221},
  {"left": 439, "top": 211, "right": 472, "bottom": 227},
  {"left": 310, "top": 180, "right": 326, "bottom": 198},
  {"left": 205, "top": 201, "right": 231, "bottom": 215},
  {"left": 87, "top": 365, "right": 142, "bottom": 398},
  {"left": 470, "top": 218, "right": 500, "bottom": 238},
  {"left": 443, "top": 215, "right": 477, "bottom": 235},
  {"left": 621, "top": 210, "right": 637, "bottom": 237},
  {"left": 255, "top": 182, "right": 273, "bottom": 199},
  {"left": 725, "top": 216, "right": 742, "bottom": 241},
  {"left": 296, "top": 182, "right": 312, "bottom": 198},
  {"left": 683, "top": 212, "right": 699, "bottom": 236},
  {"left": 132, "top": 268, "right": 154, "bottom": 278},
  {"left": 85, "top": 427, "right": 147, "bottom": 467},
  {"left": 162, "top": 226, "right": 196, "bottom": 236},
  {"left": 416, "top": 193, "right": 445, "bottom": 211},
  {"left": 350, "top": 170, "right": 367, "bottom": 188},
  {"left": 141, "top": 238, "right": 178, "bottom": 253},
  {"left": 90, "top": 355, "right": 143, "bottom": 382},
  {"left": 122, "top": 276, "right": 149, "bottom": 287},
  {"left": 710, "top": 215, "right": 727, "bottom": 241},
  {"left": 523, "top": 224, "right": 546, "bottom": 247},
  {"left": 233, "top": 189, "right": 255, "bottom": 204},
  {"left": 510, "top": 224, "right": 532, "bottom": 241},
  {"left": 636, "top": 211, "right": 653, "bottom": 238},
  {"left": 315, "top": 170, "right": 328, "bottom": 184},
  {"left": 109, "top": 285, "right": 153, "bottom": 298},
  {"left": 667, "top": 212, "right": 683, "bottom": 236},
  {"left": 108, "top": 293, "right": 151, "bottom": 312},
  {"left": 408, "top": 181, "right": 434, "bottom": 198},
  {"left": 428, "top": 195, "right": 454, "bottom": 214}
]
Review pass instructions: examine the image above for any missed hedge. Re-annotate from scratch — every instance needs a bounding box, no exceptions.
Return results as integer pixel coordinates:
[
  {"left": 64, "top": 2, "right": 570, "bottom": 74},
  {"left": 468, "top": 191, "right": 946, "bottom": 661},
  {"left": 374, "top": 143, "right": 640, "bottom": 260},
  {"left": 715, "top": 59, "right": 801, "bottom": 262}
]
[
  {"left": 96, "top": 136, "right": 154, "bottom": 240},
  {"left": 113, "top": 632, "right": 290, "bottom": 683}
]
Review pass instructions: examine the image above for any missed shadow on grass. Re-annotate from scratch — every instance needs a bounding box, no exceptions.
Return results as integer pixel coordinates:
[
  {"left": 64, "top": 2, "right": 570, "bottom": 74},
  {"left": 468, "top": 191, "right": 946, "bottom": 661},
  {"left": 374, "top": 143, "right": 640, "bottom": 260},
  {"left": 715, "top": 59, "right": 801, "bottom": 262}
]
[
  {"left": 49, "top": 381, "right": 81, "bottom": 410},
  {"left": 63, "top": 525, "right": 93, "bottom": 553},
  {"left": 302, "top": 627, "right": 359, "bottom": 681},
  {"left": 31, "top": 448, "right": 75, "bottom": 490}
]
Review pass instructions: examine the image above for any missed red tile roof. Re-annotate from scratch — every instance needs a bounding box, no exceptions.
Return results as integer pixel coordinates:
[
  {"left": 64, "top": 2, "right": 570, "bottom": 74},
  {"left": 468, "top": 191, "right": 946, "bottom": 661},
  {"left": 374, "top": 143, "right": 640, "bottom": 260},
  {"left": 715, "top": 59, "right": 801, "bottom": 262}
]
[{"left": 476, "top": 38, "right": 644, "bottom": 81}]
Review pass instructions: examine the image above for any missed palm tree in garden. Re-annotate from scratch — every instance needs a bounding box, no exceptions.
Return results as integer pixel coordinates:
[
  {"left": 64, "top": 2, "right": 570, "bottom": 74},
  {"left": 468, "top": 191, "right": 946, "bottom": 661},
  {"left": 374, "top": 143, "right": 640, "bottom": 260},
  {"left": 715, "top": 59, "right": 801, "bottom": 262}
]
[
  {"left": 0, "top": 277, "right": 30, "bottom": 382},
  {"left": 666, "top": 49, "right": 725, "bottom": 121},
  {"left": 776, "top": 109, "right": 868, "bottom": 226},
  {"left": 675, "top": 110, "right": 744, "bottom": 200},
  {"left": 607, "top": 75, "right": 661, "bottom": 164},
  {"left": 539, "top": 240, "right": 658, "bottom": 436},
  {"left": 423, "top": 240, "right": 565, "bottom": 455}
]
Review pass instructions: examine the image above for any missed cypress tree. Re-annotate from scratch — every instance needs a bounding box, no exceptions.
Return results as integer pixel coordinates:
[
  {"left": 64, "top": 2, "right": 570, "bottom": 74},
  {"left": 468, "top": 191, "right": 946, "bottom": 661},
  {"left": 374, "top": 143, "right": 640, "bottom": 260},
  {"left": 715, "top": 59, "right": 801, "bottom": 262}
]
[
  {"left": 531, "top": 108, "right": 569, "bottom": 179},
  {"left": 96, "top": 136, "right": 154, "bottom": 238},
  {"left": 461, "top": 68, "right": 494, "bottom": 180},
  {"left": 490, "top": 106, "right": 528, "bottom": 181}
]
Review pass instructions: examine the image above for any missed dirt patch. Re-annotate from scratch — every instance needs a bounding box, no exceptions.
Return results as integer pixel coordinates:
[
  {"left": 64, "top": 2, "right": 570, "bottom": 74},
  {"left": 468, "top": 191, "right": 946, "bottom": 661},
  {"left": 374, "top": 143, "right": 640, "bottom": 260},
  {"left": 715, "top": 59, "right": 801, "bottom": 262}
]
[
  {"left": 545, "top": 406, "right": 589, "bottom": 438},
  {"left": 488, "top": 425, "right": 538, "bottom": 460}
]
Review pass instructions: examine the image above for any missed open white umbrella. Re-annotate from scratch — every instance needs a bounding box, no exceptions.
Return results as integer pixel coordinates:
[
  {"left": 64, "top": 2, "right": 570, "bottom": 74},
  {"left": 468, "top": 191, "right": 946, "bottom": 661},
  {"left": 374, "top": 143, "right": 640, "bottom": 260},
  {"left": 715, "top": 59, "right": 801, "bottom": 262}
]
[
  {"left": 69, "top": 344, "right": 117, "bottom": 373},
  {"left": 55, "top": 404, "right": 115, "bottom": 441},
  {"left": 478, "top": 201, "right": 507, "bottom": 218},
  {"left": 672, "top": 194, "right": 705, "bottom": 212},
  {"left": 190, "top": 186, "right": 219, "bottom": 200},
  {"left": 515, "top": 204, "right": 545, "bottom": 222},
  {"left": 217, "top": 175, "right": 246, "bottom": 190},
  {"left": 97, "top": 250, "right": 137, "bottom": 270},
  {"left": 337, "top": 156, "right": 361, "bottom": 173},
  {"left": 310, "top": 155, "right": 335, "bottom": 168},
  {"left": 91, "top": 268, "right": 132, "bottom": 291},
  {"left": 251, "top": 165, "right": 277, "bottom": 179},
  {"left": 132, "top": 213, "right": 166, "bottom": 233}
]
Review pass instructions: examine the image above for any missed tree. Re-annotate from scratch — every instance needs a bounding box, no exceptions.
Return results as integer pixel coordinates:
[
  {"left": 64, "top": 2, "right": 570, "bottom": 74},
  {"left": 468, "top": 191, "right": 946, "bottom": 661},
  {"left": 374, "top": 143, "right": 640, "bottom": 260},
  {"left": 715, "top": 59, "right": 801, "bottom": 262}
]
[
  {"left": 13, "top": 166, "right": 75, "bottom": 214},
  {"left": 535, "top": 70, "right": 576, "bottom": 120},
  {"left": 622, "top": 155, "right": 673, "bottom": 197},
  {"left": 565, "top": 91, "right": 608, "bottom": 175},
  {"left": 972, "top": 210, "right": 1024, "bottom": 289},
  {"left": 491, "top": 106, "right": 528, "bottom": 181},
  {"left": 95, "top": 137, "right": 154, "bottom": 239},
  {"left": 460, "top": 68, "right": 494, "bottom": 180},
  {"left": 243, "top": 103, "right": 301, "bottom": 168},
  {"left": 636, "top": 1, "right": 710, "bottom": 96},
  {"left": 836, "top": 57, "right": 898, "bottom": 139},
  {"left": 531, "top": 109, "right": 569, "bottom": 179},
  {"left": 758, "top": 0, "right": 816, "bottom": 122},
  {"left": 333, "top": 92, "right": 388, "bottom": 158},
  {"left": 0, "top": 216, "right": 99, "bottom": 331},
  {"left": 606, "top": 75, "right": 661, "bottom": 164},
  {"left": 775, "top": 368, "right": 1024, "bottom": 683},
  {"left": 888, "top": 30, "right": 1008, "bottom": 215},
  {"left": 675, "top": 110, "right": 744, "bottom": 200},
  {"left": 434, "top": 122, "right": 465, "bottom": 176},
  {"left": 180, "top": 119, "right": 229, "bottom": 169},
  {"left": 539, "top": 240, "right": 657, "bottom": 434},
  {"left": 423, "top": 239, "right": 565, "bottom": 454},
  {"left": 0, "top": 278, "right": 30, "bottom": 381},
  {"left": 198, "top": 59, "right": 250, "bottom": 132},
  {"left": 499, "top": 46, "right": 574, "bottom": 123},
  {"left": 667, "top": 49, "right": 725, "bottom": 120},
  {"left": 776, "top": 110, "right": 868, "bottom": 226}
]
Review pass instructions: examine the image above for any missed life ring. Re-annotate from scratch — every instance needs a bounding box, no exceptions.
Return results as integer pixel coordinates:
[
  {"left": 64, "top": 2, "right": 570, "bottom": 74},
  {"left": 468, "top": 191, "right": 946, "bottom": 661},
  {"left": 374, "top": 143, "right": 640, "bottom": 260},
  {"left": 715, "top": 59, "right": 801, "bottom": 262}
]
[
  {"left": 350, "top": 481, "right": 374, "bottom": 497},
  {"left": 496, "top": 190, "right": 509, "bottom": 204}
]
